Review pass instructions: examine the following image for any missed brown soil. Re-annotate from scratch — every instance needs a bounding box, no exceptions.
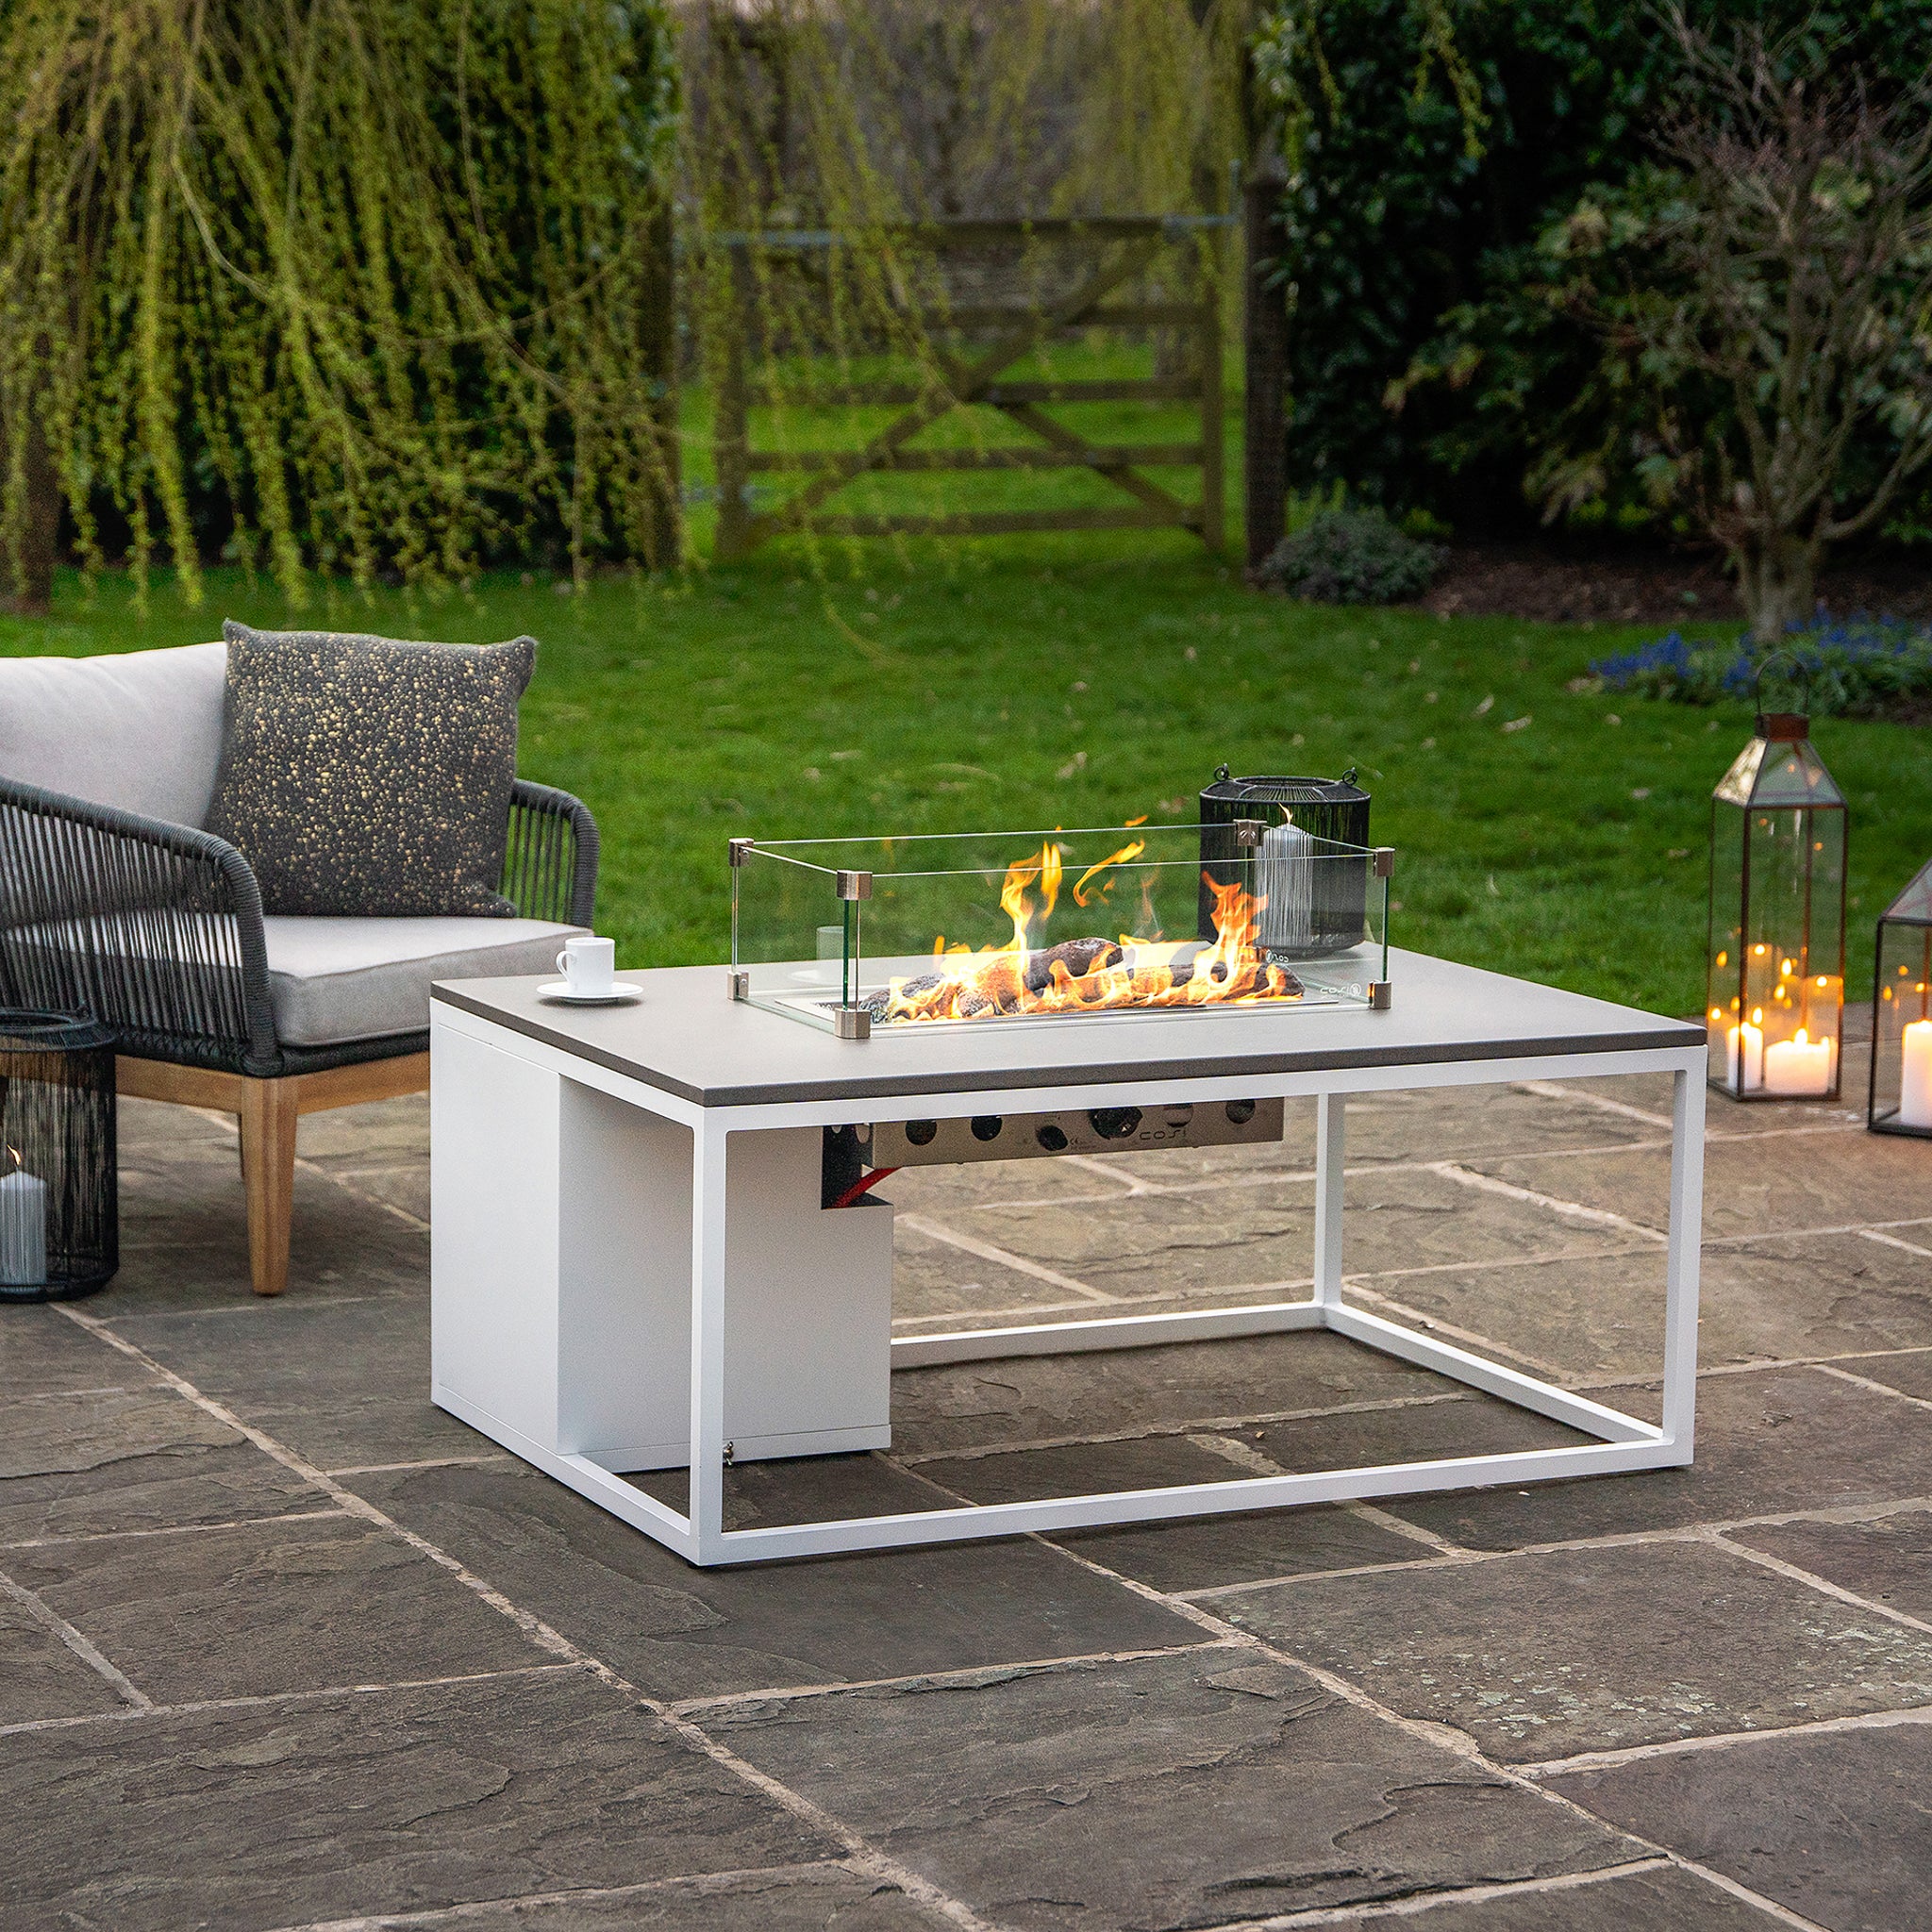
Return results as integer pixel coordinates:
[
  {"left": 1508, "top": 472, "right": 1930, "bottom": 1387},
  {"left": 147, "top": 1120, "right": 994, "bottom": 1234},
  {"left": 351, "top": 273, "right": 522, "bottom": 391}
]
[{"left": 1414, "top": 541, "right": 1932, "bottom": 628}]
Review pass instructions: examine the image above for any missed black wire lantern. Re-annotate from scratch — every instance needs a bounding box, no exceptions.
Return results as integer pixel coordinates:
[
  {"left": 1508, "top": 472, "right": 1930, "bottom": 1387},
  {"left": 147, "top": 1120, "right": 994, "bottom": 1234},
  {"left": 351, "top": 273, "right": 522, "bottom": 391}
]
[
  {"left": 1706, "top": 658, "right": 1848, "bottom": 1102},
  {"left": 0, "top": 1011, "right": 118, "bottom": 1303},
  {"left": 1869, "top": 858, "right": 1932, "bottom": 1138},
  {"left": 1198, "top": 766, "right": 1372, "bottom": 953}
]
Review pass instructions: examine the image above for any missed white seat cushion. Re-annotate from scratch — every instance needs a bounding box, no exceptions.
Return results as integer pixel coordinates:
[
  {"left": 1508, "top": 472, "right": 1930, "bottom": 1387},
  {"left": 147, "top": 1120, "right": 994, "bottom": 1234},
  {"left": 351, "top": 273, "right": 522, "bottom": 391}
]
[
  {"left": 7, "top": 909, "right": 583, "bottom": 1050},
  {"left": 263, "top": 917, "right": 586, "bottom": 1046},
  {"left": 0, "top": 642, "right": 228, "bottom": 827}
]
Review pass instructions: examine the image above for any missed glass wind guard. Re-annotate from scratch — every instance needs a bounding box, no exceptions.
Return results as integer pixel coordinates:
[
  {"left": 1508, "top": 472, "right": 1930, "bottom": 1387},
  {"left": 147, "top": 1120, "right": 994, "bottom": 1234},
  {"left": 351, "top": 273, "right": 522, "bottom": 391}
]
[
  {"left": 731, "top": 824, "right": 1389, "bottom": 1033},
  {"left": 1707, "top": 801, "right": 1845, "bottom": 1097}
]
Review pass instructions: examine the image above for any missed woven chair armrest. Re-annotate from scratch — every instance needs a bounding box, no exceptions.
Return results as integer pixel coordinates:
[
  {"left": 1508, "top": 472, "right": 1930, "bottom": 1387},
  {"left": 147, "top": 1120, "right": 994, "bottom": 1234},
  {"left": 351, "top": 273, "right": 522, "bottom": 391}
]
[
  {"left": 0, "top": 776, "right": 277, "bottom": 1070},
  {"left": 505, "top": 780, "right": 600, "bottom": 928}
]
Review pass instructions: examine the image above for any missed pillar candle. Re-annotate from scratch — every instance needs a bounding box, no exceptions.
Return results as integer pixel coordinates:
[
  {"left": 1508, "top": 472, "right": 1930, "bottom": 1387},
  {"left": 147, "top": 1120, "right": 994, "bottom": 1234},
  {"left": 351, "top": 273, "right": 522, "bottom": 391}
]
[
  {"left": 1763, "top": 1027, "right": 1833, "bottom": 1096},
  {"left": 0, "top": 1165, "right": 48, "bottom": 1287},
  {"left": 1901, "top": 1017, "right": 1932, "bottom": 1129},
  {"left": 1725, "top": 1020, "right": 1764, "bottom": 1091}
]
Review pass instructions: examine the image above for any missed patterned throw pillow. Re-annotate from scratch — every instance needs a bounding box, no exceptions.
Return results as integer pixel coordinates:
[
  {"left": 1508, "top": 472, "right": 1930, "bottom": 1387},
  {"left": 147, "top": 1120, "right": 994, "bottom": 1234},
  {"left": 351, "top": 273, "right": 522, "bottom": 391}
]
[{"left": 205, "top": 622, "right": 537, "bottom": 917}]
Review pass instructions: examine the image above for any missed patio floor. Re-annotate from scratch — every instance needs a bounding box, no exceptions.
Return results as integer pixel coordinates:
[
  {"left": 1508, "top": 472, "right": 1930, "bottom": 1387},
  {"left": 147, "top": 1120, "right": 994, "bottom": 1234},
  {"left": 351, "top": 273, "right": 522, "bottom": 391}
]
[{"left": 5, "top": 1041, "right": 1931, "bottom": 1931}]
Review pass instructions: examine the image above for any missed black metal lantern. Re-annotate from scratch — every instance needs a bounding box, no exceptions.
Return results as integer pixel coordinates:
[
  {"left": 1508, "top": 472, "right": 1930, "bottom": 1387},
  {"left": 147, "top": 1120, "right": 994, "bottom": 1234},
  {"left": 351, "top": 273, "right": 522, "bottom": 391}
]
[
  {"left": 0, "top": 1011, "right": 118, "bottom": 1303},
  {"left": 1706, "top": 664, "right": 1847, "bottom": 1102},
  {"left": 1198, "top": 766, "right": 1371, "bottom": 953},
  {"left": 1869, "top": 858, "right": 1932, "bottom": 1138}
]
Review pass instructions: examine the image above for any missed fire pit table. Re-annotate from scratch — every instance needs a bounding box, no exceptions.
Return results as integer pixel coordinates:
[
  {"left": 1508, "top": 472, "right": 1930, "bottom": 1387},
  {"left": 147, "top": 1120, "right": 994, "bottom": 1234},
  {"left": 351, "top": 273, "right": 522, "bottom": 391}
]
[{"left": 429, "top": 945, "right": 1707, "bottom": 1568}]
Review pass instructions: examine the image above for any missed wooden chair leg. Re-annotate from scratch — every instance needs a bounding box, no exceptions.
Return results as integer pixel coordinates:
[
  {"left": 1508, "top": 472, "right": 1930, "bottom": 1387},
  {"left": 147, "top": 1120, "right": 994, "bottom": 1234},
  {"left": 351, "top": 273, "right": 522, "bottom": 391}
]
[{"left": 239, "top": 1078, "right": 297, "bottom": 1297}]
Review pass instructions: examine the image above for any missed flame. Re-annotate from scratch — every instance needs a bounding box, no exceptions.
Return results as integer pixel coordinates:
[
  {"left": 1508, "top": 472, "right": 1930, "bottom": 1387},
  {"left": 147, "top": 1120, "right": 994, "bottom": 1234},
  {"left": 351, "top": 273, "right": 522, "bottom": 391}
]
[
  {"left": 876, "top": 861, "right": 1302, "bottom": 1024},
  {"left": 1072, "top": 839, "right": 1144, "bottom": 907}
]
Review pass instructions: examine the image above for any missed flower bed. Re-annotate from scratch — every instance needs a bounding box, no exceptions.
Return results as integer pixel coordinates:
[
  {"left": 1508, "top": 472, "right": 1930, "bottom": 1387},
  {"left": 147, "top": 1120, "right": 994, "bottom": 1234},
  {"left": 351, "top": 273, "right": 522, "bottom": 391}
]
[{"left": 1591, "top": 617, "right": 1932, "bottom": 720}]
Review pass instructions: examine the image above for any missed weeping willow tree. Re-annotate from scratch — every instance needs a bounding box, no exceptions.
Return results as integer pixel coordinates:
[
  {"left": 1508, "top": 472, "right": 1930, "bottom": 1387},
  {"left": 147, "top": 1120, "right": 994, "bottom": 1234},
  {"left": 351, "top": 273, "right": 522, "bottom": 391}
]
[{"left": 0, "top": 0, "right": 677, "bottom": 611}]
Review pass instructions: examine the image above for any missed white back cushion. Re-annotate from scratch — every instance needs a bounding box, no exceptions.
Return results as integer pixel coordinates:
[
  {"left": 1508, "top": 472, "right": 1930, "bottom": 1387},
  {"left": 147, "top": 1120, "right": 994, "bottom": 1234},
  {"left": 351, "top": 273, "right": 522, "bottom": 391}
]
[{"left": 0, "top": 641, "right": 228, "bottom": 827}]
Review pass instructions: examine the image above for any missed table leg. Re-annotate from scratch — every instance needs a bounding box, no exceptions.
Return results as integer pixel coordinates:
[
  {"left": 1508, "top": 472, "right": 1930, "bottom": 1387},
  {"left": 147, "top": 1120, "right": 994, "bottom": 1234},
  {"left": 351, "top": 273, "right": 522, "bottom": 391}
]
[
  {"left": 1659, "top": 1065, "right": 1706, "bottom": 1461},
  {"left": 689, "top": 1115, "right": 729, "bottom": 1556},
  {"left": 1313, "top": 1091, "right": 1346, "bottom": 1310}
]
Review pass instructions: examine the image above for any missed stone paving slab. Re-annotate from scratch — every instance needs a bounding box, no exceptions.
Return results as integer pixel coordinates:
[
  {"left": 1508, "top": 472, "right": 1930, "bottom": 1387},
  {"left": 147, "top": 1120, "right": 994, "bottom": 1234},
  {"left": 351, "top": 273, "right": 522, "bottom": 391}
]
[
  {"left": 889, "top": 1330, "right": 1454, "bottom": 1459},
  {"left": 361, "top": 1862, "right": 956, "bottom": 1930},
  {"left": 917, "top": 1168, "right": 1624, "bottom": 1307},
  {"left": 1730, "top": 1507, "right": 1932, "bottom": 1624},
  {"left": 1385, "top": 1365, "right": 1932, "bottom": 1551},
  {"left": 0, "top": 1379, "right": 319, "bottom": 1546},
  {"left": 1338, "top": 1863, "right": 1786, "bottom": 1930},
  {"left": 1839, "top": 1348, "right": 1932, "bottom": 1401},
  {"left": 879, "top": 1161, "right": 1132, "bottom": 1219},
  {"left": 0, "top": 1587, "right": 130, "bottom": 1726},
  {"left": 706, "top": 1650, "right": 1643, "bottom": 1931},
  {"left": 110, "top": 1219, "right": 428, "bottom": 1312},
  {"left": 110, "top": 1293, "right": 491, "bottom": 1474},
  {"left": 293, "top": 1093, "right": 430, "bottom": 1162},
  {"left": 0, "top": 1307, "right": 160, "bottom": 1395},
  {"left": 8, "top": 1514, "right": 544, "bottom": 1705},
  {"left": 1473, "top": 1124, "right": 1923, "bottom": 1243},
  {"left": 1250, "top": 1387, "right": 1587, "bottom": 1474},
  {"left": 320, "top": 1160, "right": 431, "bottom": 1227},
  {"left": 625, "top": 1447, "right": 965, "bottom": 1531},
  {"left": 935, "top": 1151, "right": 1630, "bottom": 1306},
  {"left": 891, "top": 1216, "right": 1081, "bottom": 1324},
  {"left": 1694, "top": 1231, "right": 1932, "bottom": 1364},
  {"left": 1362, "top": 1230, "right": 1932, "bottom": 1389},
  {"left": 912, "top": 1429, "right": 1271, "bottom": 1507},
  {"left": 1341, "top": 1250, "right": 1664, "bottom": 1382},
  {"left": 1221, "top": 1538, "right": 1932, "bottom": 1763},
  {"left": 0, "top": 1668, "right": 835, "bottom": 1932},
  {"left": 1051, "top": 1499, "right": 1437, "bottom": 1594},
  {"left": 1547, "top": 1718, "right": 1932, "bottom": 1932},
  {"left": 346, "top": 1460, "right": 1205, "bottom": 1705},
  {"left": 0, "top": 1384, "right": 237, "bottom": 1480}
]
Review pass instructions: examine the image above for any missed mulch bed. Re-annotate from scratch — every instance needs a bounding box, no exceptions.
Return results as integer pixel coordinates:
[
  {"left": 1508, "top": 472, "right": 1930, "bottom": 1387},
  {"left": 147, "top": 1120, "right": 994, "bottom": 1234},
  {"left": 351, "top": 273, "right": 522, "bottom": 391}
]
[{"left": 1412, "top": 542, "right": 1932, "bottom": 628}]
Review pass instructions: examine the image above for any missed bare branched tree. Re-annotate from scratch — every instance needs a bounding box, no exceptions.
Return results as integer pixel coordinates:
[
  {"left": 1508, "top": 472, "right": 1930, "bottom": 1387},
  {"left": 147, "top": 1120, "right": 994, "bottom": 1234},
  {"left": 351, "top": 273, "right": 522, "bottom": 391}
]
[{"left": 1589, "top": 15, "right": 1932, "bottom": 641}]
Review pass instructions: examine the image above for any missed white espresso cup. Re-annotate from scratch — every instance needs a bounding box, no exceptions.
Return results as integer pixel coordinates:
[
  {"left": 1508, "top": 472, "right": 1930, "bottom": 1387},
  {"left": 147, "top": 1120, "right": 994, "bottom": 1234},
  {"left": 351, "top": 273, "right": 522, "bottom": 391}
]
[{"left": 557, "top": 935, "right": 616, "bottom": 996}]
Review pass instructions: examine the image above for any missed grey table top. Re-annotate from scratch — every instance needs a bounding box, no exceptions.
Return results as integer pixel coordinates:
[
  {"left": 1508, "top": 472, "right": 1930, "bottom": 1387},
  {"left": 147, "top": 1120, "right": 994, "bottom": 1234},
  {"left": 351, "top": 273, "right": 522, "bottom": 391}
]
[{"left": 431, "top": 949, "right": 1706, "bottom": 1109}]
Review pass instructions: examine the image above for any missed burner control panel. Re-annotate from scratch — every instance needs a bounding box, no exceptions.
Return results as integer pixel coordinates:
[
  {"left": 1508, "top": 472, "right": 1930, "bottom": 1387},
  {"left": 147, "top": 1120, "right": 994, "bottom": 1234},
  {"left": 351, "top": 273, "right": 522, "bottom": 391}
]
[{"left": 861, "top": 1097, "right": 1284, "bottom": 1168}]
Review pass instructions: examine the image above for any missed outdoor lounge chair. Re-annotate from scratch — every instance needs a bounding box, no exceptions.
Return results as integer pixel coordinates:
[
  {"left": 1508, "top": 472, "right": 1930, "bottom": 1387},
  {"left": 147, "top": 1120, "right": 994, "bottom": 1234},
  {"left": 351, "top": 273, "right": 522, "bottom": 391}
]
[{"left": 0, "top": 640, "right": 597, "bottom": 1296}]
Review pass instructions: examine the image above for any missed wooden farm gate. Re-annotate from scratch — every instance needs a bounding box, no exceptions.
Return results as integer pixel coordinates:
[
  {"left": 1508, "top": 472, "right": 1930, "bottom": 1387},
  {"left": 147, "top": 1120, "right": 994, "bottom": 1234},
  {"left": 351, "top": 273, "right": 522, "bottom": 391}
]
[{"left": 710, "top": 214, "right": 1235, "bottom": 560}]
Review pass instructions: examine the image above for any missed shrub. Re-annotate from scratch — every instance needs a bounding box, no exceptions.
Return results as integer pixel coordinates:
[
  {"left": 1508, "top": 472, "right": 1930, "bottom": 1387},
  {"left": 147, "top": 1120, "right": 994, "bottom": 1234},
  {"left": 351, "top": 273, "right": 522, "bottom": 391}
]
[
  {"left": 1591, "top": 617, "right": 1932, "bottom": 719},
  {"left": 1252, "top": 0, "right": 1932, "bottom": 541},
  {"left": 1254, "top": 508, "right": 1444, "bottom": 605}
]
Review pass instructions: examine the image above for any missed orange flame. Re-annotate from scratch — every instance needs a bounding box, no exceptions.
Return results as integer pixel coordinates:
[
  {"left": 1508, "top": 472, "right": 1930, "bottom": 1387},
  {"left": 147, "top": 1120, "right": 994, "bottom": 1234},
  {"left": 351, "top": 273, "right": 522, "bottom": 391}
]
[{"left": 879, "top": 863, "right": 1300, "bottom": 1024}]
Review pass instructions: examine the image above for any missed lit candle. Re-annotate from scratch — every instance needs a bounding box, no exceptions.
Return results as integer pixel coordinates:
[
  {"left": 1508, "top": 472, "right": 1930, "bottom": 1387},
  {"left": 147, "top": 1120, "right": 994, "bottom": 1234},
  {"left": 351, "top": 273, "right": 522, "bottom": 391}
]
[
  {"left": 1901, "top": 1018, "right": 1932, "bottom": 1129},
  {"left": 0, "top": 1159, "right": 48, "bottom": 1287},
  {"left": 1724, "top": 1017, "right": 1764, "bottom": 1091},
  {"left": 1763, "top": 1026, "right": 1833, "bottom": 1096}
]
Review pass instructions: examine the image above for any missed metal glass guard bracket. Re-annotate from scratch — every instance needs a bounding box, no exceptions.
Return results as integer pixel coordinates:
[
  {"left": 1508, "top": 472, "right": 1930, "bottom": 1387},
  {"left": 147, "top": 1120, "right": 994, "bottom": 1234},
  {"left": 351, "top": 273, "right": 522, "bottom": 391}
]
[{"left": 428, "top": 974, "right": 1707, "bottom": 1568}]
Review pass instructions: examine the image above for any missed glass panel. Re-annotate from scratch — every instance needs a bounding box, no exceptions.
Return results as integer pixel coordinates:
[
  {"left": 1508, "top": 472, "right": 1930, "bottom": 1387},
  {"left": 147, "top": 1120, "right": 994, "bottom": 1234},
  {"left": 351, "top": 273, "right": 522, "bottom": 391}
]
[
  {"left": 1873, "top": 913, "right": 1932, "bottom": 1134},
  {"left": 1708, "top": 800, "right": 1846, "bottom": 1097},
  {"left": 732, "top": 845, "right": 850, "bottom": 1033},
  {"left": 1881, "top": 857, "right": 1932, "bottom": 926},
  {"left": 1745, "top": 739, "right": 1845, "bottom": 808},
  {"left": 733, "top": 824, "right": 1390, "bottom": 1032},
  {"left": 1707, "top": 802, "right": 1748, "bottom": 1094}
]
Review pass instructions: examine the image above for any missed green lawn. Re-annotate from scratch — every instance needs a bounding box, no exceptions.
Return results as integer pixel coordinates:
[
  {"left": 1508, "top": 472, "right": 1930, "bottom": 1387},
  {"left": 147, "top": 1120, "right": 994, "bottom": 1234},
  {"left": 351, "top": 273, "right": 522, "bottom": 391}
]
[{"left": 5, "top": 537, "right": 1926, "bottom": 1019}]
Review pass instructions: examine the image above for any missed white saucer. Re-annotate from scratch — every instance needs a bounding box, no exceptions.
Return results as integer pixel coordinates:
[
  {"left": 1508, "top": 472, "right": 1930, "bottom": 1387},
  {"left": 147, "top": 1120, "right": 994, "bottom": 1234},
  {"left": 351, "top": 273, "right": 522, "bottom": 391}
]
[{"left": 536, "top": 981, "right": 643, "bottom": 1006}]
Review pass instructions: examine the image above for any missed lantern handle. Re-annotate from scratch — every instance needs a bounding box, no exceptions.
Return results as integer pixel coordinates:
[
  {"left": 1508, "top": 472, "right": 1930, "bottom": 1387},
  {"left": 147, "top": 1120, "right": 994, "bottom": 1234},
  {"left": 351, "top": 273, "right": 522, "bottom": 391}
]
[{"left": 1749, "top": 649, "right": 1812, "bottom": 731}]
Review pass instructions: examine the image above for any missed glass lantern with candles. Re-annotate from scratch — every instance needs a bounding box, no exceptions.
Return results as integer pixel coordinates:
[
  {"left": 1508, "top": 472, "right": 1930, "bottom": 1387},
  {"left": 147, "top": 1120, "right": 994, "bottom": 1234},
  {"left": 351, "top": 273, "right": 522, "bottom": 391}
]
[
  {"left": 1706, "top": 662, "right": 1847, "bottom": 1103},
  {"left": 1869, "top": 858, "right": 1932, "bottom": 1138}
]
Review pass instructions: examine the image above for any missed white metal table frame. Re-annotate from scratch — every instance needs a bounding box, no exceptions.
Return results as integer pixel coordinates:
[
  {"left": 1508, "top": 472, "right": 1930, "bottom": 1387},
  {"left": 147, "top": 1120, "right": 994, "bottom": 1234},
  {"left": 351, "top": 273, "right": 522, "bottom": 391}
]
[{"left": 431, "top": 996, "right": 1707, "bottom": 1568}]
